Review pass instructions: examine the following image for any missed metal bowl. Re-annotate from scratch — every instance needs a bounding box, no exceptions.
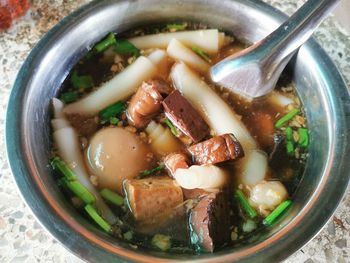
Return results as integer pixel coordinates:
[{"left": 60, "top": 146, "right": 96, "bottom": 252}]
[{"left": 5, "top": 0, "right": 350, "bottom": 262}]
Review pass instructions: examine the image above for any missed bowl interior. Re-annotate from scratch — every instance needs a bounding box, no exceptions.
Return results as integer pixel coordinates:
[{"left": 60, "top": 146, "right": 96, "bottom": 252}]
[{"left": 6, "top": 0, "right": 350, "bottom": 262}]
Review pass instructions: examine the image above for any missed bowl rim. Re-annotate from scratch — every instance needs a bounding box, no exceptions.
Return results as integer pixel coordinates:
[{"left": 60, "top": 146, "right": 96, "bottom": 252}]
[{"left": 5, "top": 0, "right": 350, "bottom": 262}]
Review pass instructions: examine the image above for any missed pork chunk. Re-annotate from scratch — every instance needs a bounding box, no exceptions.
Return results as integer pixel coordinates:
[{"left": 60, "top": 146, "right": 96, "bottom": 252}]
[
  {"left": 164, "top": 152, "right": 189, "bottom": 177},
  {"left": 162, "top": 90, "right": 209, "bottom": 143},
  {"left": 123, "top": 177, "right": 183, "bottom": 222},
  {"left": 189, "top": 192, "right": 231, "bottom": 252},
  {"left": 127, "top": 81, "right": 163, "bottom": 128},
  {"left": 188, "top": 133, "right": 244, "bottom": 165}
]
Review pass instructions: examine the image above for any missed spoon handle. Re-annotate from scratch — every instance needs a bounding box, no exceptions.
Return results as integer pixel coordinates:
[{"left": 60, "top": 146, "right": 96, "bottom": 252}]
[{"left": 258, "top": 0, "right": 340, "bottom": 63}]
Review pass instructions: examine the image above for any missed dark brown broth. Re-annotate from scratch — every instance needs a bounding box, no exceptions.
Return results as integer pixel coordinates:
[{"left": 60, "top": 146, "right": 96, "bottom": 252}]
[{"left": 56, "top": 23, "right": 307, "bottom": 253}]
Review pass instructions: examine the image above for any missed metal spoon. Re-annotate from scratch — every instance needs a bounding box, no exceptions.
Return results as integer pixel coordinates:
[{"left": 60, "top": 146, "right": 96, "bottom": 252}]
[{"left": 210, "top": 0, "right": 340, "bottom": 99}]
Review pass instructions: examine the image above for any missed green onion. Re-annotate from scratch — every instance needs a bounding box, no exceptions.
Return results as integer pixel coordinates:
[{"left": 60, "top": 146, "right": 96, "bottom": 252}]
[
  {"left": 298, "top": 128, "right": 309, "bottom": 148},
  {"left": 84, "top": 204, "right": 111, "bottom": 232},
  {"left": 59, "top": 91, "right": 79, "bottom": 103},
  {"left": 151, "top": 234, "right": 171, "bottom": 251},
  {"left": 235, "top": 190, "right": 258, "bottom": 219},
  {"left": 191, "top": 46, "right": 211, "bottom": 63},
  {"left": 99, "top": 101, "right": 126, "bottom": 122},
  {"left": 285, "top": 127, "right": 295, "bottom": 155},
  {"left": 94, "top": 32, "right": 117, "bottom": 53},
  {"left": 71, "top": 71, "right": 94, "bottom": 90},
  {"left": 275, "top": 108, "right": 300, "bottom": 128},
  {"left": 139, "top": 164, "right": 165, "bottom": 178},
  {"left": 62, "top": 178, "right": 95, "bottom": 204},
  {"left": 263, "top": 200, "right": 292, "bottom": 226},
  {"left": 166, "top": 23, "right": 187, "bottom": 31},
  {"left": 51, "top": 157, "right": 76, "bottom": 181},
  {"left": 100, "top": 188, "right": 124, "bottom": 206},
  {"left": 109, "top": 117, "right": 119, "bottom": 125},
  {"left": 114, "top": 39, "right": 140, "bottom": 57},
  {"left": 164, "top": 119, "right": 178, "bottom": 136}
]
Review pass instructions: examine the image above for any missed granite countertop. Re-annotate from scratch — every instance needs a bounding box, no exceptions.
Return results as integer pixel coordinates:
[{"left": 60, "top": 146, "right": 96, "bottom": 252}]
[{"left": 0, "top": 0, "right": 349, "bottom": 262}]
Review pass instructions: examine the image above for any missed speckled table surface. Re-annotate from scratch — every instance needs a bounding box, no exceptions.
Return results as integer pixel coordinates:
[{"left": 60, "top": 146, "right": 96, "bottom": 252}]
[{"left": 0, "top": 0, "right": 349, "bottom": 262}]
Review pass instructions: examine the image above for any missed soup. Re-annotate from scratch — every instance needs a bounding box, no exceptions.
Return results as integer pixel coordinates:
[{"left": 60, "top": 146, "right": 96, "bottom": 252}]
[{"left": 50, "top": 22, "right": 308, "bottom": 254}]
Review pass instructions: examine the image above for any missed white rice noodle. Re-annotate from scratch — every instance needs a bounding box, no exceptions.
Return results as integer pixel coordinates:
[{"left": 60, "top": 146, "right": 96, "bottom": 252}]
[
  {"left": 171, "top": 63, "right": 256, "bottom": 151},
  {"left": 240, "top": 150, "right": 268, "bottom": 186},
  {"left": 167, "top": 38, "right": 210, "bottom": 73},
  {"left": 170, "top": 63, "right": 269, "bottom": 185},
  {"left": 53, "top": 126, "right": 118, "bottom": 224},
  {"left": 147, "top": 49, "right": 169, "bottom": 78},
  {"left": 51, "top": 99, "right": 117, "bottom": 224},
  {"left": 174, "top": 165, "right": 228, "bottom": 189},
  {"left": 128, "top": 29, "right": 221, "bottom": 54},
  {"left": 63, "top": 50, "right": 166, "bottom": 116},
  {"left": 52, "top": 98, "right": 65, "bottom": 118},
  {"left": 218, "top": 32, "right": 234, "bottom": 48},
  {"left": 145, "top": 121, "right": 182, "bottom": 156},
  {"left": 51, "top": 118, "right": 70, "bottom": 131}
]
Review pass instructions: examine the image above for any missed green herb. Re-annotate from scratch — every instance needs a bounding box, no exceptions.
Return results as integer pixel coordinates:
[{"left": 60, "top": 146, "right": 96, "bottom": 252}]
[
  {"left": 123, "top": 231, "right": 133, "bottom": 241},
  {"left": 109, "top": 117, "right": 119, "bottom": 125},
  {"left": 263, "top": 200, "right": 292, "bottom": 226},
  {"left": 164, "top": 119, "right": 178, "bottom": 136},
  {"left": 60, "top": 91, "right": 79, "bottom": 103},
  {"left": 100, "top": 188, "right": 124, "bottom": 206},
  {"left": 61, "top": 178, "right": 95, "bottom": 204},
  {"left": 298, "top": 128, "right": 309, "bottom": 148},
  {"left": 275, "top": 108, "right": 300, "bottom": 128},
  {"left": 94, "top": 32, "right": 117, "bottom": 53},
  {"left": 114, "top": 39, "right": 140, "bottom": 57},
  {"left": 151, "top": 234, "right": 171, "bottom": 251},
  {"left": 285, "top": 127, "right": 295, "bottom": 155},
  {"left": 99, "top": 101, "right": 126, "bottom": 122},
  {"left": 85, "top": 204, "right": 111, "bottom": 232},
  {"left": 139, "top": 164, "right": 165, "bottom": 178},
  {"left": 71, "top": 71, "right": 94, "bottom": 90},
  {"left": 235, "top": 190, "right": 258, "bottom": 219},
  {"left": 166, "top": 23, "right": 187, "bottom": 31},
  {"left": 51, "top": 157, "right": 76, "bottom": 181},
  {"left": 191, "top": 46, "right": 211, "bottom": 63}
]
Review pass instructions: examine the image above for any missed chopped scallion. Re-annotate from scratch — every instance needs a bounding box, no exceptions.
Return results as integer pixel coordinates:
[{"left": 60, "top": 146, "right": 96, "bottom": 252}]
[
  {"left": 60, "top": 91, "right": 79, "bottom": 103},
  {"left": 63, "top": 178, "right": 95, "bottom": 204},
  {"left": 99, "top": 101, "right": 126, "bottom": 122},
  {"left": 51, "top": 157, "right": 76, "bottom": 181},
  {"left": 235, "top": 190, "right": 258, "bottom": 219},
  {"left": 275, "top": 108, "right": 300, "bottom": 128},
  {"left": 139, "top": 164, "right": 165, "bottom": 178},
  {"left": 114, "top": 39, "right": 140, "bottom": 57},
  {"left": 165, "top": 119, "right": 178, "bottom": 136},
  {"left": 84, "top": 204, "right": 111, "bottom": 232},
  {"left": 109, "top": 117, "right": 119, "bottom": 125},
  {"left": 71, "top": 71, "right": 94, "bottom": 90},
  {"left": 298, "top": 128, "right": 309, "bottom": 148},
  {"left": 100, "top": 188, "right": 124, "bottom": 206},
  {"left": 94, "top": 32, "right": 117, "bottom": 53},
  {"left": 166, "top": 23, "right": 187, "bottom": 31},
  {"left": 263, "top": 200, "right": 292, "bottom": 226},
  {"left": 152, "top": 234, "right": 171, "bottom": 251},
  {"left": 191, "top": 46, "right": 211, "bottom": 63},
  {"left": 285, "top": 127, "right": 295, "bottom": 155}
]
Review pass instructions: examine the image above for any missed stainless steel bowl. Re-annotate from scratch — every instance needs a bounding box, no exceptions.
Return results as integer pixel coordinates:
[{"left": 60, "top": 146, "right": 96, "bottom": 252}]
[{"left": 5, "top": 0, "right": 350, "bottom": 262}]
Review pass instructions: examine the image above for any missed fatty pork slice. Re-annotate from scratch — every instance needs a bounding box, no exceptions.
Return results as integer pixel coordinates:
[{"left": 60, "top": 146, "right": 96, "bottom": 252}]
[
  {"left": 189, "top": 191, "right": 231, "bottom": 252},
  {"left": 162, "top": 90, "right": 210, "bottom": 143},
  {"left": 124, "top": 177, "right": 183, "bottom": 223},
  {"left": 188, "top": 133, "right": 244, "bottom": 165},
  {"left": 127, "top": 80, "right": 166, "bottom": 128}
]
